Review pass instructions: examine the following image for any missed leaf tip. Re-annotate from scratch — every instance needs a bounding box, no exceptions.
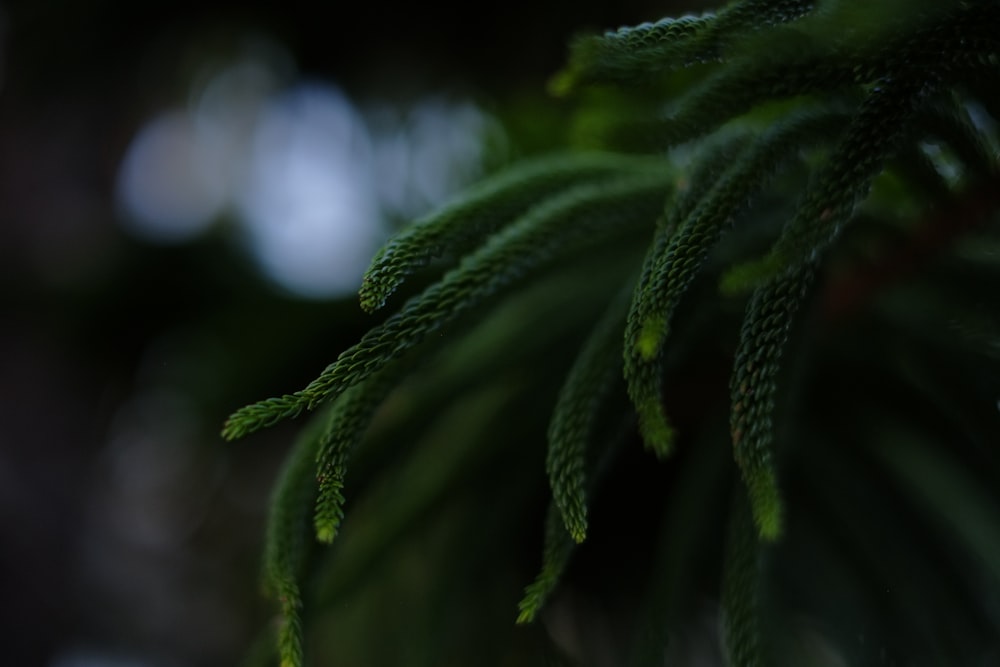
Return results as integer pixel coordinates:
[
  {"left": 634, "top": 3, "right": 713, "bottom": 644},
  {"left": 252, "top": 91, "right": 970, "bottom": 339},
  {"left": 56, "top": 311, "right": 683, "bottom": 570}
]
[
  {"left": 747, "top": 469, "right": 783, "bottom": 541},
  {"left": 314, "top": 523, "right": 337, "bottom": 545},
  {"left": 220, "top": 420, "right": 242, "bottom": 442},
  {"left": 720, "top": 256, "right": 783, "bottom": 296},
  {"left": 358, "top": 286, "right": 385, "bottom": 314},
  {"left": 516, "top": 592, "right": 541, "bottom": 625},
  {"left": 548, "top": 70, "right": 577, "bottom": 98},
  {"left": 638, "top": 398, "right": 675, "bottom": 459},
  {"left": 636, "top": 315, "right": 667, "bottom": 360}
]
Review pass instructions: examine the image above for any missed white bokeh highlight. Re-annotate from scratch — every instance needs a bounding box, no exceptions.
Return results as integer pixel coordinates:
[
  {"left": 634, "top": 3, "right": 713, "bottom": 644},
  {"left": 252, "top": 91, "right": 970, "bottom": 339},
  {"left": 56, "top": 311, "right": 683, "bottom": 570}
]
[
  {"left": 115, "top": 45, "right": 499, "bottom": 299},
  {"left": 117, "top": 111, "right": 231, "bottom": 243},
  {"left": 234, "top": 84, "right": 380, "bottom": 298}
]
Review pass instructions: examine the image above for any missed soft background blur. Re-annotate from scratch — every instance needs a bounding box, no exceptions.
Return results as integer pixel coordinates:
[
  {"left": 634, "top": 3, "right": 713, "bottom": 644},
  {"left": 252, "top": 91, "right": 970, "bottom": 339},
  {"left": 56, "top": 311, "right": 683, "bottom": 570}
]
[{"left": 0, "top": 1, "right": 708, "bottom": 665}]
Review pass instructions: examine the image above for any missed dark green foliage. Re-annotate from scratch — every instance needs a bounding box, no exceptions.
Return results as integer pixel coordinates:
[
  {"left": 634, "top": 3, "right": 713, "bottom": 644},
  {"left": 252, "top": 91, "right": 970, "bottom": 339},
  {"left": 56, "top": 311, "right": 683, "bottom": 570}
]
[
  {"left": 730, "top": 263, "right": 814, "bottom": 539},
  {"left": 516, "top": 504, "right": 578, "bottom": 624},
  {"left": 225, "top": 1, "right": 1000, "bottom": 664},
  {"left": 358, "top": 152, "right": 666, "bottom": 313},
  {"left": 545, "top": 285, "right": 631, "bottom": 544},
  {"left": 259, "top": 413, "right": 328, "bottom": 667},
  {"left": 224, "top": 166, "right": 671, "bottom": 440},
  {"left": 554, "top": 0, "right": 815, "bottom": 90},
  {"left": 312, "top": 365, "right": 404, "bottom": 544},
  {"left": 626, "top": 112, "right": 848, "bottom": 466}
]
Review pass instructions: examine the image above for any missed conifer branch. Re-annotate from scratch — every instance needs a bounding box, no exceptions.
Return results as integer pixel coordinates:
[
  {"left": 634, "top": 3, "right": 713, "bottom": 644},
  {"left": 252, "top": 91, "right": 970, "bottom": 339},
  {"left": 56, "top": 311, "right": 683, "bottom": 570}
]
[
  {"left": 313, "top": 365, "right": 405, "bottom": 544},
  {"left": 261, "top": 412, "right": 329, "bottom": 667},
  {"left": 626, "top": 112, "right": 846, "bottom": 456},
  {"left": 555, "top": 15, "right": 715, "bottom": 94},
  {"left": 597, "top": 3, "right": 1000, "bottom": 152},
  {"left": 359, "top": 152, "right": 666, "bottom": 313},
  {"left": 522, "top": 412, "right": 632, "bottom": 625},
  {"left": 546, "top": 285, "right": 630, "bottom": 543},
  {"left": 516, "top": 503, "right": 577, "bottom": 624},
  {"left": 595, "top": 46, "right": 859, "bottom": 151},
  {"left": 222, "top": 392, "right": 310, "bottom": 442},
  {"left": 730, "top": 262, "right": 813, "bottom": 539},
  {"left": 721, "top": 75, "right": 932, "bottom": 292},
  {"left": 301, "top": 172, "right": 671, "bottom": 411},
  {"left": 553, "top": 0, "right": 815, "bottom": 92},
  {"left": 624, "top": 137, "right": 751, "bottom": 456},
  {"left": 721, "top": 12, "right": 999, "bottom": 538}
]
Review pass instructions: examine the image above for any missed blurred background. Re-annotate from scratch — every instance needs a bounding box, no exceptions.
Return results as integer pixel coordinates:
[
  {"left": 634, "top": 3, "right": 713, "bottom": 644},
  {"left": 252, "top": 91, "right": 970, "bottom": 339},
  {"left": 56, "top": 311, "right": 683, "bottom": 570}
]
[{"left": 0, "top": 0, "right": 707, "bottom": 665}]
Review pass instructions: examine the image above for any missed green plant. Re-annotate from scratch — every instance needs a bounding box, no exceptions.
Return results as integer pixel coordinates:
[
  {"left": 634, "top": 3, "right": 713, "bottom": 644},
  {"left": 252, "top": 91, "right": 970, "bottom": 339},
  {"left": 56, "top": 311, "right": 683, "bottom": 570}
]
[{"left": 225, "top": 1, "right": 1000, "bottom": 664}]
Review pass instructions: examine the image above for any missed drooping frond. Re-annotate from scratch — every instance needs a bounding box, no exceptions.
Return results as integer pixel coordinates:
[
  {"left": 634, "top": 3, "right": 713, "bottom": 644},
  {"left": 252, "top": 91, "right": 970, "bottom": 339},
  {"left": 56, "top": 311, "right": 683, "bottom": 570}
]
[
  {"left": 222, "top": 392, "right": 308, "bottom": 442},
  {"left": 626, "top": 111, "right": 847, "bottom": 457},
  {"left": 359, "top": 152, "right": 666, "bottom": 312},
  {"left": 260, "top": 411, "right": 330, "bottom": 667},
  {"left": 590, "top": 3, "right": 1000, "bottom": 152},
  {"left": 516, "top": 504, "right": 577, "bottom": 624},
  {"left": 554, "top": 0, "right": 815, "bottom": 92},
  {"left": 623, "top": 135, "right": 751, "bottom": 456},
  {"left": 722, "top": 76, "right": 931, "bottom": 292},
  {"left": 313, "top": 363, "right": 407, "bottom": 544},
  {"left": 729, "top": 263, "right": 814, "bottom": 540},
  {"left": 310, "top": 378, "right": 528, "bottom": 604},
  {"left": 225, "top": 170, "right": 669, "bottom": 440},
  {"left": 300, "top": 173, "right": 670, "bottom": 408},
  {"left": 546, "top": 284, "right": 631, "bottom": 543}
]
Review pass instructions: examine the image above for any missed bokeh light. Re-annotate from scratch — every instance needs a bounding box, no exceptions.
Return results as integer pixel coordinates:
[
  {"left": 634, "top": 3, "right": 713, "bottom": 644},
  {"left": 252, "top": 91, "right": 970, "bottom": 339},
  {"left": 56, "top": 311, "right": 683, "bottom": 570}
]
[
  {"left": 115, "top": 42, "right": 502, "bottom": 299},
  {"left": 116, "top": 110, "right": 231, "bottom": 243},
  {"left": 233, "top": 82, "right": 380, "bottom": 298}
]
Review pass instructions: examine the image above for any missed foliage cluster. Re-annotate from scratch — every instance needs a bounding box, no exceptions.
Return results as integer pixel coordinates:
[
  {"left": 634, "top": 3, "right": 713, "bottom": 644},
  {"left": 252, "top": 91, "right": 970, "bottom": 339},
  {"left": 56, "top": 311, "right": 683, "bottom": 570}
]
[{"left": 225, "top": 1, "right": 1000, "bottom": 664}]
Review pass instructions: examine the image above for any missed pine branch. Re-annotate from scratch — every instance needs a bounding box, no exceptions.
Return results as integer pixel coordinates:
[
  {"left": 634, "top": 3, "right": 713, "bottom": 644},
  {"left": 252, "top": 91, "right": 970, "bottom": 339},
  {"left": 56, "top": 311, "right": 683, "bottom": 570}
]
[
  {"left": 359, "top": 152, "right": 665, "bottom": 313},
  {"left": 261, "top": 412, "right": 330, "bottom": 667},
  {"left": 553, "top": 0, "right": 815, "bottom": 92},
  {"left": 730, "top": 262, "right": 814, "bottom": 540},
  {"left": 621, "top": 134, "right": 752, "bottom": 456},
  {"left": 223, "top": 171, "right": 668, "bottom": 439},
  {"left": 719, "top": 78, "right": 945, "bottom": 541},
  {"left": 546, "top": 285, "right": 630, "bottom": 543},
  {"left": 719, "top": 8, "right": 1000, "bottom": 293},
  {"left": 595, "top": 4, "right": 1000, "bottom": 152},
  {"left": 626, "top": 112, "right": 847, "bottom": 457},
  {"left": 721, "top": 76, "right": 932, "bottom": 292},
  {"left": 310, "top": 380, "right": 522, "bottom": 605},
  {"left": 222, "top": 392, "right": 309, "bottom": 442},
  {"left": 313, "top": 364, "right": 406, "bottom": 544},
  {"left": 516, "top": 503, "right": 577, "bottom": 624},
  {"left": 301, "top": 172, "right": 670, "bottom": 411}
]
